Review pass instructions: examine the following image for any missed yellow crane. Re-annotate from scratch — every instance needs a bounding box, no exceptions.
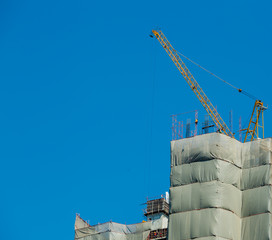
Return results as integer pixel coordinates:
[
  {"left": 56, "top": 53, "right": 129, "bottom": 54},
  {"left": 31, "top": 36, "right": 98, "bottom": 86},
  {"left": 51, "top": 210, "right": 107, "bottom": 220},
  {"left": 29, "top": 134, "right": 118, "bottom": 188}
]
[
  {"left": 151, "top": 30, "right": 234, "bottom": 138},
  {"left": 151, "top": 29, "right": 266, "bottom": 142},
  {"left": 242, "top": 100, "right": 266, "bottom": 142}
]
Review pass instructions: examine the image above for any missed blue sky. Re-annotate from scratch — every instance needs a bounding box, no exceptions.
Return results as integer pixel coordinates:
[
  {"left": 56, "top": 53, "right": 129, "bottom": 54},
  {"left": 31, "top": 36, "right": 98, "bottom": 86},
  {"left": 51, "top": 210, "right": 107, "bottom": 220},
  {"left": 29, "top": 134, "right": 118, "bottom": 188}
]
[{"left": 0, "top": 0, "right": 272, "bottom": 239}]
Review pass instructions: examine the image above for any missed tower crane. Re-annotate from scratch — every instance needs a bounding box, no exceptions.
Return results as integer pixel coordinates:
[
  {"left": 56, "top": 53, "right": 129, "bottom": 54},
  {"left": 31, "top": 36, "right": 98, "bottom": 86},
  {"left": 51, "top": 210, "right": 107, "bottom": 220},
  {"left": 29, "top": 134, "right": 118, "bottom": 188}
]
[{"left": 151, "top": 30, "right": 267, "bottom": 142}]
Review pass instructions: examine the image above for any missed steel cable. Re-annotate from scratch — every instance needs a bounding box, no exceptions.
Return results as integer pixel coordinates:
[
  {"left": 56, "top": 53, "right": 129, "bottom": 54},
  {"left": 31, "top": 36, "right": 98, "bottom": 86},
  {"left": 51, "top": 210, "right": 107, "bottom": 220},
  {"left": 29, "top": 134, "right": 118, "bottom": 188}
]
[{"left": 175, "top": 50, "right": 258, "bottom": 101}]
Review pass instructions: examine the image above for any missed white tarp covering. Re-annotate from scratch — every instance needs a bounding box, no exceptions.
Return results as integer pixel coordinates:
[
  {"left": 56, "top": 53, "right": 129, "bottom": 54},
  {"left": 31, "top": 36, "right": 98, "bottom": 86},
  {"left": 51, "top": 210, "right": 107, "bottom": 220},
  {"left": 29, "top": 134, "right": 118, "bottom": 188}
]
[
  {"left": 75, "top": 215, "right": 92, "bottom": 230},
  {"left": 169, "top": 133, "right": 272, "bottom": 240},
  {"left": 75, "top": 215, "right": 168, "bottom": 240}
]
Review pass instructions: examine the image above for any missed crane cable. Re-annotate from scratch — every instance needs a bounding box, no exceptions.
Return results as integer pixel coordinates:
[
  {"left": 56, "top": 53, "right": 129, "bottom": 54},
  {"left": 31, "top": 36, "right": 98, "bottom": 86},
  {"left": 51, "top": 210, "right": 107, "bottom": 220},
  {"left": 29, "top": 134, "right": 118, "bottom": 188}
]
[{"left": 175, "top": 50, "right": 258, "bottom": 101}]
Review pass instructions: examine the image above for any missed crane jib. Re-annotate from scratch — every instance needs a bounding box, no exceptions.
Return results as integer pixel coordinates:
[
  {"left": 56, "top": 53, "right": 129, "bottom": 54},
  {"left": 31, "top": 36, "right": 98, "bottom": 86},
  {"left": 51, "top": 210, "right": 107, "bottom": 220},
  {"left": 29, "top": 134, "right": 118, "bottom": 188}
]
[{"left": 152, "top": 30, "right": 234, "bottom": 138}]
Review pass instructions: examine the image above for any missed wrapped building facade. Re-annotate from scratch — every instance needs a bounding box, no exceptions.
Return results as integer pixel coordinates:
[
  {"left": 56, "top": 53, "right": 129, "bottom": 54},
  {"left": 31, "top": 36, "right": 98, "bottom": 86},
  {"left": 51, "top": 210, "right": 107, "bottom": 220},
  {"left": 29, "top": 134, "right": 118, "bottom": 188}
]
[
  {"left": 169, "top": 133, "right": 272, "bottom": 240},
  {"left": 75, "top": 132, "right": 272, "bottom": 240}
]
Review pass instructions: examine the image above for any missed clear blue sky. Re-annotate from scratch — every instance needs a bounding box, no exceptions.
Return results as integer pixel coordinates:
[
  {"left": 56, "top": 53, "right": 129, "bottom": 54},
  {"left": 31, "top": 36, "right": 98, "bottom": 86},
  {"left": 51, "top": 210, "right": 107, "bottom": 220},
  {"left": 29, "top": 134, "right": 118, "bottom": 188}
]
[{"left": 1, "top": 1, "right": 272, "bottom": 239}]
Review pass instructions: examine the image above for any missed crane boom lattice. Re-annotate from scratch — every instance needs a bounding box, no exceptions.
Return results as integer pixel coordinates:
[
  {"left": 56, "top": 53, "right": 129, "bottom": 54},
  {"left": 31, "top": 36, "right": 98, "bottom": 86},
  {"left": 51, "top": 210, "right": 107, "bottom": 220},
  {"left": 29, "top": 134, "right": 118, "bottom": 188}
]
[{"left": 152, "top": 30, "right": 234, "bottom": 138}]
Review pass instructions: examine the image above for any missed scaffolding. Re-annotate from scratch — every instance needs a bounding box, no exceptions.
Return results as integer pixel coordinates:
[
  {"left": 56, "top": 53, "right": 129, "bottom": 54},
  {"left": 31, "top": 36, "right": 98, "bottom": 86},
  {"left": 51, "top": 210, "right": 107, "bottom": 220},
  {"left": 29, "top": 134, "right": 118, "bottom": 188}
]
[
  {"left": 147, "top": 228, "right": 167, "bottom": 240},
  {"left": 144, "top": 198, "right": 169, "bottom": 217}
]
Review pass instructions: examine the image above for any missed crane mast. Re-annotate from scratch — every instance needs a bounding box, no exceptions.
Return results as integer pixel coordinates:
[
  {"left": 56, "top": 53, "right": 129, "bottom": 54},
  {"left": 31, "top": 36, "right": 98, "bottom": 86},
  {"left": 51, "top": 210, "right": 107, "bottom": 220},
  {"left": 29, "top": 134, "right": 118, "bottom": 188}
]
[{"left": 152, "top": 30, "right": 234, "bottom": 138}]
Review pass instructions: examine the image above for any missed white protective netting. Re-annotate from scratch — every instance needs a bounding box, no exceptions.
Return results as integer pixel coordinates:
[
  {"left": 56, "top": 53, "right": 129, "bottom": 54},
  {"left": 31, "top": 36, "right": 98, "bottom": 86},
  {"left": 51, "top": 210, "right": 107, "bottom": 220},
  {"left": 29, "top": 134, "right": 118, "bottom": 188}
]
[
  {"left": 169, "top": 133, "right": 272, "bottom": 240},
  {"left": 75, "top": 215, "right": 168, "bottom": 240}
]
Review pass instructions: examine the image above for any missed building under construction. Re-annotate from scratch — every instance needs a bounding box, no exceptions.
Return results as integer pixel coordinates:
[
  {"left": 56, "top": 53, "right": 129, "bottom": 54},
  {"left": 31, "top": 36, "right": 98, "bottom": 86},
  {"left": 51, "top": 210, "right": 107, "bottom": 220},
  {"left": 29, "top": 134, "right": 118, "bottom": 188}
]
[
  {"left": 75, "top": 196, "right": 169, "bottom": 240},
  {"left": 75, "top": 31, "right": 271, "bottom": 240},
  {"left": 74, "top": 133, "right": 272, "bottom": 240}
]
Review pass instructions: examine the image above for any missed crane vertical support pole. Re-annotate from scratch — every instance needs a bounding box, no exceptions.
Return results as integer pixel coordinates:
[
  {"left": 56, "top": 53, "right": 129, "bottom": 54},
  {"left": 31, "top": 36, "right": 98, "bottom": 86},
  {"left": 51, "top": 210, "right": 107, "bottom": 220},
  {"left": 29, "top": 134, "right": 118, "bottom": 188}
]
[
  {"left": 262, "top": 110, "right": 264, "bottom": 138},
  {"left": 239, "top": 117, "right": 242, "bottom": 142},
  {"left": 229, "top": 110, "right": 233, "bottom": 134},
  {"left": 194, "top": 110, "right": 198, "bottom": 136},
  {"left": 152, "top": 30, "right": 234, "bottom": 138}
]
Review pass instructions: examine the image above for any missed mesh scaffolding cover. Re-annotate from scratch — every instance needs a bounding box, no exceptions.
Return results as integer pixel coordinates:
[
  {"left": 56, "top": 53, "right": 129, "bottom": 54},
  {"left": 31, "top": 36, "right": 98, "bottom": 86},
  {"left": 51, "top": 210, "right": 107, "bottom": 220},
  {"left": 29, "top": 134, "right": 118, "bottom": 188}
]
[
  {"left": 74, "top": 215, "right": 168, "bottom": 240},
  {"left": 169, "top": 133, "right": 272, "bottom": 240}
]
